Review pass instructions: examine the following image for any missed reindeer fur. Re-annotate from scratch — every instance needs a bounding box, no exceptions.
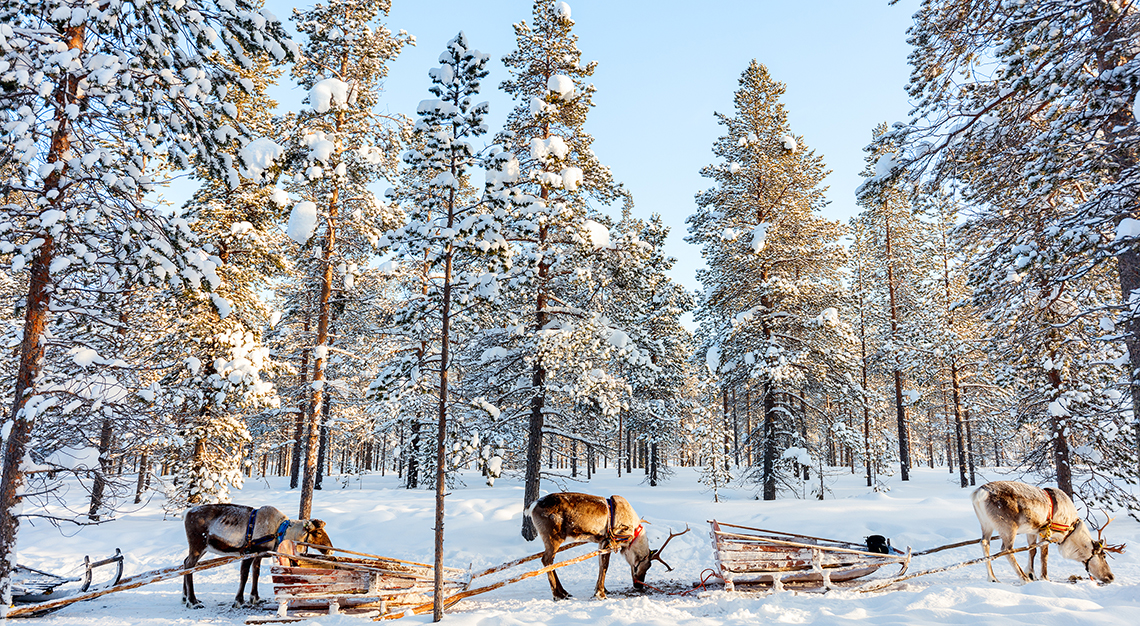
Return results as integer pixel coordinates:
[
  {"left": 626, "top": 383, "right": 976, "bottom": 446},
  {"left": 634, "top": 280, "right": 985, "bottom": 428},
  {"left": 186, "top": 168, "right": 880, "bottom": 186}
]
[
  {"left": 528, "top": 493, "right": 651, "bottom": 600},
  {"left": 972, "top": 481, "right": 1113, "bottom": 584},
  {"left": 181, "top": 504, "right": 332, "bottom": 607}
]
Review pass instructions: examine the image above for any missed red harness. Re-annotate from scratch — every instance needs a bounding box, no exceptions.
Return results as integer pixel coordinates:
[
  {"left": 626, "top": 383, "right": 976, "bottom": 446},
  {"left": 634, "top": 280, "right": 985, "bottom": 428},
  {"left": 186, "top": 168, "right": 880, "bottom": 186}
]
[
  {"left": 1042, "top": 487, "right": 1076, "bottom": 536},
  {"left": 605, "top": 496, "right": 642, "bottom": 546}
]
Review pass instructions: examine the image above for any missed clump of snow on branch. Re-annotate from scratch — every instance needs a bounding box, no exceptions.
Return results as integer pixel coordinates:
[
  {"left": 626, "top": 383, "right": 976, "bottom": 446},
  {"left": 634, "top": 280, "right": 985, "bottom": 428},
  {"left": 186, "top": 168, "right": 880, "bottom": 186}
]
[
  {"left": 583, "top": 219, "right": 611, "bottom": 248},
  {"left": 750, "top": 223, "right": 769, "bottom": 253},
  {"left": 309, "top": 77, "right": 352, "bottom": 113},
  {"left": 554, "top": 1, "right": 572, "bottom": 19},
  {"left": 1115, "top": 218, "right": 1140, "bottom": 241},
  {"left": 781, "top": 134, "right": 797, "bottom": 152},
  {"left": 287, "top": 201, "right": 319, "bottom": 244},
  {"left": 530, "top": 136, "right": 570, "bottom": 162},
  {"left": 547, "top": 74, "right": 575, "bottom": 99},
  {"left": 561, "top": 166, "right": 583, "bottom": 191},
  {"left": 240, "top": 137, "right": 284, "bottom": 181}
]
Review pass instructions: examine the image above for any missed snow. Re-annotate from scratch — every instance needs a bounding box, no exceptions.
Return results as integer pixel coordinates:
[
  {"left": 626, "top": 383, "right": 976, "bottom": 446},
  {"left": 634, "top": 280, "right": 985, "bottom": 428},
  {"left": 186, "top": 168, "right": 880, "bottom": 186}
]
[
  {"left": 309, "top": 78, "right": 351, "bottom": 113},
  {"left": 874, "top": 153, "right": 899, "bottom": 179},
  {"left": 547, "top": 74, "right": 575, "bottom": 99},
  {"left": 781, "top": 134, "right": 797, "bottom": 152},
  {"left": 608, "top": 328, "right": 630, "bottom": 348},
  {"left": 749, "top": 223, "right": 769, "bottom": 253},
  {"left": 287, "top": 201, "right": 318, "bottom": 245},
  {"left": 1133, "top": 91, "right": 1139, "bottom": 126},
  {"left": 530, "top": 136, "right": 570, "bottom": 161},
  {"left": 16, "top": 467, "right": 1140, "bottom": 626},
  {"left": 561, "top": 166, "right": 584, "bottom": 191},
  {"left": 1114, "top": 218, "right": 1140, "bottom": 241},
  {"left": 554, "top": 1, "right": 572, "bottom": 19},
  {"left": 70, "top": 347, "right": 100, "bottom": 367},
  {"left": 583, "top": 219, "right": 611, "bottom": 248},
  {"left": 239, "top": 137, "right": 284, "bottom": 181}
]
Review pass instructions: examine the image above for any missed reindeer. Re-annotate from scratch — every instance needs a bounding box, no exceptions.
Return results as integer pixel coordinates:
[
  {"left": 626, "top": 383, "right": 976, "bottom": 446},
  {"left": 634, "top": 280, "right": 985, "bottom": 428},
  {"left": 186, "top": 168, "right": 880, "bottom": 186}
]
[
  {"left": 972, "top": 481, "right": 1121, "bottom": 584},
  {"left": 182, "top": 504, "right": 334, "bottom": 608},
  {"left": 527, "top": 492, "right": 688, "bottom": 600}
]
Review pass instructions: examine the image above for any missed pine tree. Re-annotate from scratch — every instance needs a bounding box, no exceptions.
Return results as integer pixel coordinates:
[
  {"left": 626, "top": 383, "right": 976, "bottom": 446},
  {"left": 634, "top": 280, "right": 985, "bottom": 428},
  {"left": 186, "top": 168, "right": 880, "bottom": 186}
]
[
  {"left": 887, "top": 0, "right": 1140, "bottom": 481},
  {"left": 688, "top": 61, "right": 847, "bottom": 500},
  {"left": 494, "top": 0, "right": 633, "bottom": 540},
  {"left": 369, "top": 31, "right": 506, "bottom": 621},
  {"left": 283, "top": 0, "right": 410, "bottom": 519},
  {"left": 855, "top": 124, "right": 933, "bottom": 481},
  {"left": 0, "top": 0, "right": 295, "bottom": 603}
]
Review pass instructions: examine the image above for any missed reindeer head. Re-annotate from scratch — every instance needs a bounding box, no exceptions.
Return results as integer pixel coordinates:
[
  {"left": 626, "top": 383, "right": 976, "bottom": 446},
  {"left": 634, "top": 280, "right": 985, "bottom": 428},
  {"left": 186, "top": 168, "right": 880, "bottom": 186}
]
[
  {"left": 1083, "top": 515, "right": 1125, "bottom": 584},
  {"left": 625, "top": 525, "right": 691, "bottom": 590},
  {"left": 283, "top": 519, "right": 334, "bottom": 555}
]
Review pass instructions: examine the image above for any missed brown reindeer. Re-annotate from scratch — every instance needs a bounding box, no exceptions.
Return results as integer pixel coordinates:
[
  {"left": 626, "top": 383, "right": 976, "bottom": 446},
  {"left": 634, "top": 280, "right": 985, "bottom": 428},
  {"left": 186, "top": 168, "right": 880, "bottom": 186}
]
[
  {"left": 528, "top": 493, "right": 688, "bottom": 600},
  {"left": 972, "top": 481, "right": 1119, "bottom": 584},
  {"left": 182, "top": 504, "right": 333, "bottom": 607}
]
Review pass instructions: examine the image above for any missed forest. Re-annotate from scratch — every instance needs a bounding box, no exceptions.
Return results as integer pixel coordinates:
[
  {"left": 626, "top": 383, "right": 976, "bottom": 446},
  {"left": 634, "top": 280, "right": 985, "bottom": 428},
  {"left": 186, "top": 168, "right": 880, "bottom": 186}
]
[{"left": 1, "top": 0, "right": 1138, "bottom": 613}]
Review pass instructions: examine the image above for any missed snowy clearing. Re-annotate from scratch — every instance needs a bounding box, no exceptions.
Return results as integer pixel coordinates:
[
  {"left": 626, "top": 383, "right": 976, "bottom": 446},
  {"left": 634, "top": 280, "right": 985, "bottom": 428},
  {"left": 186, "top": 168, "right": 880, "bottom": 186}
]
[{"left": 17, "top": 467, "right": 1139, "bottom": 625}]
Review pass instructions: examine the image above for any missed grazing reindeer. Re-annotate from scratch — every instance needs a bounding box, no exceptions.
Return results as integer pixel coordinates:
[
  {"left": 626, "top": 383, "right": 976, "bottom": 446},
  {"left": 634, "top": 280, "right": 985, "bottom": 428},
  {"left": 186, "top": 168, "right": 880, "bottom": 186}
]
[
  {"left": 972, "top": 481, "right": 1120, "bottom": 584},
  {"left": 528, "top": 492, "right": 688, "bottom": 600},
  {"left": 182, "top": 504, "right": 333, "bottom": 607}
]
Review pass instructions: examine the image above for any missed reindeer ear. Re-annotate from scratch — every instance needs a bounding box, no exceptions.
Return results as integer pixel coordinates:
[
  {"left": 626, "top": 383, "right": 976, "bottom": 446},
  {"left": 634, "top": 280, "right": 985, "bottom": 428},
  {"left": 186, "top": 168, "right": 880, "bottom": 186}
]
[{"left": 311, "top": 519, "right": 326, "bottom": 530}]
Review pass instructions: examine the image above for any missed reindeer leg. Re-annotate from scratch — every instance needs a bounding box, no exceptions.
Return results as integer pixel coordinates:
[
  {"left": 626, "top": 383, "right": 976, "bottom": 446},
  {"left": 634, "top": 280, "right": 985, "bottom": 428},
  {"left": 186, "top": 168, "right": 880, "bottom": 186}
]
[
  {"left": 1027, "top": 535, "right": 1038, "bottom": 581},
  {"left": 235, "top": 556, "right": 252, "bottom": 607},
  {"left": 594, "top": 552, "right": 610, "bottom": 600},
  {"left": 542, "top": 538, "right": 571, "bottom": 600},
  {"left": 981, "top": 530, "right": 998, "bottom": 583},
  {"left": 250, "top": 555, "right": 264, "bottom": 605},
  {"left": 182, "top": 547, "right": 205, "bottom": 609},
  {"left": 1040, "top": 542, "right": 1049, "bottom": 581},
  {"left": 1001, "top": 530, "right": 1030, "bottom": 582}
]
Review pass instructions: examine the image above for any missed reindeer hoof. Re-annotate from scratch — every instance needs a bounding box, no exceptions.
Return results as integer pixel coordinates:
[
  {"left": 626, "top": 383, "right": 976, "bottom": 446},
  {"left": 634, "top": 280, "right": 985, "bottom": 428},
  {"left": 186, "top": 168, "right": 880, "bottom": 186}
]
[
  {"left": 553, "top": 591, "right": 572, "bottom": 601},
  {"left": 183, "top": 600, "right": 204, "bottom": 610}
]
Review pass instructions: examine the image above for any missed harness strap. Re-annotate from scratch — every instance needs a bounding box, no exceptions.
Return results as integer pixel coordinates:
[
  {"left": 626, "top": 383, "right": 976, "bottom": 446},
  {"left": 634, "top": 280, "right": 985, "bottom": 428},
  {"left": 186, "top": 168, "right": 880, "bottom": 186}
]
[
  {"left": 605, "top": 496, "right": 639, "bottom": 546},
  {"left": 243, "top": 511, "right": 291, "bottom": 554},
  {"left": 1040, "top": 488, "right": 1076, "bottom": 539}
]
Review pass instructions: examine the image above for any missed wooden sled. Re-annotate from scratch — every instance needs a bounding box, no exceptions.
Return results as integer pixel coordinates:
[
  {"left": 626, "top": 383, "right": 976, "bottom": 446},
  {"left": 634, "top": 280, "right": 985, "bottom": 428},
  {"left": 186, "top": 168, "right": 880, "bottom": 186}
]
[
  {"left": 709, "top": 520, "right": 911, "bottom": 592},
  {"left": 248, "top": 541, "right": 607, "bottom": 623}
]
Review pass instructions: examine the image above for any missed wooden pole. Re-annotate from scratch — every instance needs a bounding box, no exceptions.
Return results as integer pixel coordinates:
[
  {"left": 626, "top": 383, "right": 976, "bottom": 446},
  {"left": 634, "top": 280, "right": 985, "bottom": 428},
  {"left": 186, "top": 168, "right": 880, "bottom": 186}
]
[{"left": 4, "top": 555, "right": 243, "bottom": 618}]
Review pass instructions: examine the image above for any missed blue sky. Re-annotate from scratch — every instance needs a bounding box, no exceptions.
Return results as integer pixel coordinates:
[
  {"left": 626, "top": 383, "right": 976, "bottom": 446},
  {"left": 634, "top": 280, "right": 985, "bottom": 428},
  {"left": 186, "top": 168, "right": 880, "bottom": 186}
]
[{"left": 261, "top": 0, "right": 917, "bottom": 299}]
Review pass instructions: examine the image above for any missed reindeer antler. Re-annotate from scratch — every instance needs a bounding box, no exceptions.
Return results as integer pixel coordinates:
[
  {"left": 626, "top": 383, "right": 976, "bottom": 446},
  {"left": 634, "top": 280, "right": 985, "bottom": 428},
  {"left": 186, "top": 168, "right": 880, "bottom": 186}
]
[
  {"left": 648, "top": 526, "right": 691, "bottom": 572},
  {"left": 1093, "top": 511, "right": 1127, "bottom": 556}
]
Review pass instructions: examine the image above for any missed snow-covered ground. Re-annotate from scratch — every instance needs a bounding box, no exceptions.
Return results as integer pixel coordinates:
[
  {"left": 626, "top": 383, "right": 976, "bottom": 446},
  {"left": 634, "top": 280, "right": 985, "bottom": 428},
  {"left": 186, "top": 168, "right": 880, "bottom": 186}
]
[{"left": 17, "top": 466, "right": 1140, "bottom": 625}]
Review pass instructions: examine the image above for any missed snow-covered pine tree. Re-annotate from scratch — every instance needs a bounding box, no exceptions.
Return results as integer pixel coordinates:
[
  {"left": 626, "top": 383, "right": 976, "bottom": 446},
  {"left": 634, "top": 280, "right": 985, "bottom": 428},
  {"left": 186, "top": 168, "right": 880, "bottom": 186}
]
[
  {"left": 607, "top": 212, "right": 696, "bottom": 486},
  {"left": 687, "top": 61, "right": 847, "bottom": 501},
  {"left": 854, "top": 123, "right": 934, "bottom": 481},
  {"left": 492, "top": 0, "right": 636, "bottom": 540},
  {"left": 885, "top": 0, "right": 1140, "bottom": 479},
  {"left": 367, "top": 32, "right": 507, "bottom": 621},
  {"left": 283, "top": 0, "right": 411, "bottom": 519},
  {"left": 157, "top": 53, "right": 288, "bottom": 510},
  {"left": 0, "top": 0, "right": 295, "bottom": 603}
]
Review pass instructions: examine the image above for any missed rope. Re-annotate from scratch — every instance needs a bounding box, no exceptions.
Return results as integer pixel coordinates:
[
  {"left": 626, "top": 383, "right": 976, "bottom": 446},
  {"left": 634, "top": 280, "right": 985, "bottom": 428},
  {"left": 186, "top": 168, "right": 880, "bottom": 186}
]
[{"left": 636, "top": 569, "right": 722, "bottom": 597}]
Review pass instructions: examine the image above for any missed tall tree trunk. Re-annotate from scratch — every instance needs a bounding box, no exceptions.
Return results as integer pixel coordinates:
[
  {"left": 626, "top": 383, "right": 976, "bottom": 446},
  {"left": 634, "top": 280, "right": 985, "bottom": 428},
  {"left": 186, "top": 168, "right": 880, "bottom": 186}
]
[
  {"left": 950, "top": 359, "right": 969, "bottom": 488},
  {"left": 762, "top": 380, "right": 777, "bottom": 500},
  {"left": 315, "top": 397, "right": 331, "bottom": 490},
  {"left": 0, "top": 23, "right": 84, "bottom": 606},
  {"left": 87, "top": 418, "right": 115, "bottom": 521},
  {"left": 134, "top": 451, "right": 150, "bottom": 504},
  {"left": 290, "top": 308, "right": 312, "bottom": 489},
  {"left": 884, "top": 213, "right": 910, "bottom": 480},
  {"left": 521, "top": 227, "right": 548, "bottom": 542},
  {"left": 407, "top": 421, "right": 420, "bottom": 489},
  {"left": 964, "top": 409, "right": 977, "bottom": 487}
]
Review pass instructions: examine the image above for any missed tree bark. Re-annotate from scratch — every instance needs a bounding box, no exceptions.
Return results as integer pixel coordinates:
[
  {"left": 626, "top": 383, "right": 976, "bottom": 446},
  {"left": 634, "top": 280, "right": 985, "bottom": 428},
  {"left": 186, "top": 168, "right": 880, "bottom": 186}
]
[
  {"left": 87, "top": 418, "right": 115, "bottom": 521},
  {"left": 0, "top": 23, "right": 85, "bottom": 605},
  {"left": 290, "top": 309, "right": 312, "bottom": 489},
  {"left": 762, "top": 380, "right": 777, "bottom": 500},
  {"left": 884, "top": 211, "right": 910, "bottom": 480}
]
